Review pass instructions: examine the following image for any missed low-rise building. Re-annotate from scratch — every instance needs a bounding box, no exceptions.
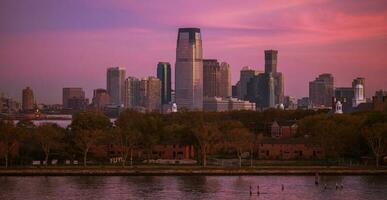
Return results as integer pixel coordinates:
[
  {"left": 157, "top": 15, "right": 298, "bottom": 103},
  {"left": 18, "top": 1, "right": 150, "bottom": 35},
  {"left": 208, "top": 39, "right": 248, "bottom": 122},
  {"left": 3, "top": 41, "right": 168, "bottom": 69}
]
[
  {"left": 257, "top": 138, "right": 324, "bottom": 160},
  {"left": 203, "top": 97, "right": 255, "bottom": 112},
  {"left": 270, "top": 120, "right": 298, "bottom": 138}
]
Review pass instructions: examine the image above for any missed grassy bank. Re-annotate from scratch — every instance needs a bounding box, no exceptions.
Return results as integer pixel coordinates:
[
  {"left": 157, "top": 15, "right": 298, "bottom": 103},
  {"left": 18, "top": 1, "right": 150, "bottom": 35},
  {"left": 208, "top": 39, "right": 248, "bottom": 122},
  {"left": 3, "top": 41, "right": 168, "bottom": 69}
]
[{"left": 0, "top": 166, "right": 386, "bottom": 176}]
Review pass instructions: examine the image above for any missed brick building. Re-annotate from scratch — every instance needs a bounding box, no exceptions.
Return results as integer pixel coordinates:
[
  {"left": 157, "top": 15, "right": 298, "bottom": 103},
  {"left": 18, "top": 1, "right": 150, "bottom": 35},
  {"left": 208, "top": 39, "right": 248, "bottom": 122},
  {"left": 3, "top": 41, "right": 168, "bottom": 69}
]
[
  {"left": 257, "top": 138, "right": 324, "bottom": 160},
  {"left": 270, "top": 120, "right": 298, "bottom": 138}
]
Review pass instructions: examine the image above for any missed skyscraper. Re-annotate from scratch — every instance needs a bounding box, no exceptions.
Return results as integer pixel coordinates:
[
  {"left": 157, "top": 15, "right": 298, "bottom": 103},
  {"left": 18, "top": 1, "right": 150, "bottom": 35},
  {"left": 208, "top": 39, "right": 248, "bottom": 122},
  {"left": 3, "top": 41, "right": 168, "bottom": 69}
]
[
  {"left": 219, "top": 62, "right": 231, "bottom": 98},
  {"left": 246, "top": 73, "right": 275, "bottom": 109},
  {"left": 265, "top": 50, "right": 284, "bottom": 105},
  {"left": 175, "top": 28, "right": 203, "bottom": 111},
  {"left": 22, "top": 87, "right": 34, "bottom": 111},
  {"left": 107, "top": 67, "right": 126, "bottom": 106},
  {"left": 238, "top": 66, "right": 261, "bottom": 100},
  {"left": 157, "top": 62, "right": 172, "bottom": 105},
  {"left": 265, "top": 50, "right": 278, "bottom": 73},
  {"left": 139, "top": 77, "right": 161, "bottom": 112},
  {"left": 124, "top": 76, "right": 141, "bottom": 109},
  {"left": 309, "top": 73, "right": 334, "bottom": 107},
  {"left": 203, "top": 59, "right": 231, "bottom": 98}
]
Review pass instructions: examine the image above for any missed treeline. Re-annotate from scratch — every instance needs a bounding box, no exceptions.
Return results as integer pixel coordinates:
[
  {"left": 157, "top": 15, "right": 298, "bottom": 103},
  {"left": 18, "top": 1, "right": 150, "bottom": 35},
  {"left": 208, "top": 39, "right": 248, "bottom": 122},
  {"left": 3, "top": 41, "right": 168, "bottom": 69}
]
[{"left": 0, "top": 109, "right": 386, "bottom": 168}]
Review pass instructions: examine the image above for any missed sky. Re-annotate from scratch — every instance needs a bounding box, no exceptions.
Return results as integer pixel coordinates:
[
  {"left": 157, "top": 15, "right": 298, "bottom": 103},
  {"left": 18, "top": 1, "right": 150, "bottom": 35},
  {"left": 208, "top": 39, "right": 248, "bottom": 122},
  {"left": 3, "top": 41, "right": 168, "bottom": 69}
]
[{"left": 0, "top": 0, "right": 386, "bottom": 104}]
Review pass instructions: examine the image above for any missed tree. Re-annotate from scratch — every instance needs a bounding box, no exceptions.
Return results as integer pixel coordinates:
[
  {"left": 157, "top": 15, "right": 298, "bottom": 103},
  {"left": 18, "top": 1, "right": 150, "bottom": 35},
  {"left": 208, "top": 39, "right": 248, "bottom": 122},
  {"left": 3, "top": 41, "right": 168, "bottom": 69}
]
[
  {"left": 115, "top": 110, "right": 143, "bottom": 166},
  {"left": 70, "top": 111, "right": 111, "bottom": 132},
  {"left": 70, "top": 111, "right": 111, "bottom": 166},
  {"left": 35, "top": 123, "right": 64, "bottom": 166},
  {"left": 75, "top": 129, "right": 104, "bottom": 167},
  {"left": 221, "top": 120, "right": 253, "bottom": 167},
  {"left": 362, "top": 123, "right": 387, "bottom": 168},
  {"left": 0, "top": 120, "right": 19, "bottom": 168},
  {"left": 193, "top": 122, "right": 220, "bottom": 167}
]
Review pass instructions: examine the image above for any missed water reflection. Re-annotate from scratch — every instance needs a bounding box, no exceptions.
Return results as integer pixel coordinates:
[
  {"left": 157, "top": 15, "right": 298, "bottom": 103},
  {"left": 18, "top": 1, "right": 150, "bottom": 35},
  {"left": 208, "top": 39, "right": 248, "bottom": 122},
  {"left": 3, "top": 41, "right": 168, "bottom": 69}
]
[{"left": 0, "top": 175, "right": 386, "bottom": 200}]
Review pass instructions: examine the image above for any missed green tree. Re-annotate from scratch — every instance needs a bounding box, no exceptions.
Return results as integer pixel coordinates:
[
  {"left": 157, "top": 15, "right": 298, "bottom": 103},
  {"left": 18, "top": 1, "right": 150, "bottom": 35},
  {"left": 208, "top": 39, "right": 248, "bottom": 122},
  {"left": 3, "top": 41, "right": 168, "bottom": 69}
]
[
  {"left": 362, "top": 123, "right": 387, "bottom": 168},
  {"left": 35, "top": 123, "right": 65, "bottom": 166},
  {"left": 70, "top": 111, "right": 111, "bottom": 166}
]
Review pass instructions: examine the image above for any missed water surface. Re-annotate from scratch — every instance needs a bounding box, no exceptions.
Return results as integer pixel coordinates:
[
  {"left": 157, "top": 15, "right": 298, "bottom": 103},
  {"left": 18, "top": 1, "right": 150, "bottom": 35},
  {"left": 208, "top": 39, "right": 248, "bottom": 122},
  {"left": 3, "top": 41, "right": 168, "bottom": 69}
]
[{"left": 0, "top": 175, "right": 386, "bottom": 200}]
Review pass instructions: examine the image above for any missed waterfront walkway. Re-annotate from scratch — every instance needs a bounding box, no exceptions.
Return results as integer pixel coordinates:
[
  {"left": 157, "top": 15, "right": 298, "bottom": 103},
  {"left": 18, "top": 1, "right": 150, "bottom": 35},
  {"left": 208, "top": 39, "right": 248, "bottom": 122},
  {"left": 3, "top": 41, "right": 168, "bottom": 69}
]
[{"left": 1, "top": 166, "right": 386, "bottom": 176}]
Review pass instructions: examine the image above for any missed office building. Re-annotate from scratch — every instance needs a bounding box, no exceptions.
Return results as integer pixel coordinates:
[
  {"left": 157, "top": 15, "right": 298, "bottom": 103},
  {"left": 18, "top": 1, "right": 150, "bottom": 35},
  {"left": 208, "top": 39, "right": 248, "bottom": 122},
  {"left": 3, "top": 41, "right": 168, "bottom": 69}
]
[
  {"left": 203, "top": 97, "right": 256, "bottom": 112},
  {"left": 92, "top": 89, "right": 110, "bottom": 112},
  {"left": 309, "top": 73, "right": 334, "bottom": 107},
  {"left": 139, "top": 77, "right": 161, "bottom": 112},
  {"left": 22, "top": 87, "right": 34, "bottom": 111},
  {"left": 175, "top": 28, "right": 203, "bottom": 111},
  {"left": 238, "top": 66, "right": 261, "bottom": 100},
  {"left": 62, "top": 88, "right": 86, "bottom": 109},
  {"left": 203, "top": 59, "right": 231, "bottom": 98},
  {"left": 124, "top": 77, "right": 141, "bottom": 109},
  {"left": 265, "top": 50, "right": 284, "bottom": 105},
  {"left": 107, "top": 67, "right": 126, "bottom": 106},
  {"left": 157, "top": 62, "right": 172, "bottom": 105}
]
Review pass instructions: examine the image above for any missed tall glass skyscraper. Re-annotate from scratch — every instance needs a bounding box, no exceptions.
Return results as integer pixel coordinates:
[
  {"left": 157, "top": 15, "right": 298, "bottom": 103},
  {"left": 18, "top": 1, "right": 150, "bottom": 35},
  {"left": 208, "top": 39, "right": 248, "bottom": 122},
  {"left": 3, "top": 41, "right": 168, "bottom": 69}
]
[
  {"left": 157, "top": 62, "right": 171, "bottom": 105},
  {"left": 175, "top": 28, "right": 203, "bottom": 110},
  {"left": 107, "top": 67, "right": 126, "bottom": 106}
]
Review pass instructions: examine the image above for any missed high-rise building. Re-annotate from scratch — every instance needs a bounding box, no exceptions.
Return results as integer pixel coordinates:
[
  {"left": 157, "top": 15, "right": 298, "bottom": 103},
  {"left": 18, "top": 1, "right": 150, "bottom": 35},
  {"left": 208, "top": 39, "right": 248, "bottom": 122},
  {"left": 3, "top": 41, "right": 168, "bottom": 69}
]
[
  {"left": 247, "top": 73, "right": 275, "bottom": 109},
  {"left": 219, "top": 62, "right": 232, "bottom": 98},
  {"left": 139, "top": 77, "right": 161, "bottom": 112},
  {"left": 309, "top": 73, "right": 334, "bottom": 107},
  {"left": 22, "top": 87, "right": 34, "bottom": 111},
  {"left": 284, "top": 96, "right": 297, "bottom": 110},
  {"left": 92, "top": 89, "right": 110, "bottom": 112},
  {"left": 203, "top": 59, "right": 231, "bottom": 98},
  {"left": 157, "top": 62, "right": 172, "bottom": 105},
  {"left": 352, "top": 77, "right": 365, "bottom": 95},
  {"left": 62, "top": 88, "right": 88, "bottom": 111},
  {"left": 124, "top": 77, "right": 141, "bottom": 109},
  {"left": 107, "top": 67, "right": 126, "bottom": 106},
  {"left": 238, "top": 66, "right": 261, "bottom": 100},
  {"left": 264, "top": 50, "right": 284, "bottom": 105},
  {"left": 175, "top": 28, "right": 203, "bottom": 111},
  {"left": 265, "top": 50, "right": 278, "bottom": 74}
]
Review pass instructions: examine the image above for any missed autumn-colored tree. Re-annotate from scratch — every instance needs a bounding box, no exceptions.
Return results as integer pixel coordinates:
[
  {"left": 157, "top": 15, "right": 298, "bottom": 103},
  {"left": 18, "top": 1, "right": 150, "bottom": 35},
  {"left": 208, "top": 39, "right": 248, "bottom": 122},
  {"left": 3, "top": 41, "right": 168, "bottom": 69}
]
[
  {"left": 362, "top": 123, "right": 387, "bottom": 168},
  {"left": 221, "top": 120, "right": 253, "bottom": 167},
  {"left": 193, "top": 122, "right": 221, "bottom": 167},
  {"left": 75, "top": 129, "right": 104, "bottom": 167},
  {"left": 0, "top": 120, "right": 19, "bottom": 168},
  {"left": 35, "top": 123, "right": 65, "bottom": 166}
]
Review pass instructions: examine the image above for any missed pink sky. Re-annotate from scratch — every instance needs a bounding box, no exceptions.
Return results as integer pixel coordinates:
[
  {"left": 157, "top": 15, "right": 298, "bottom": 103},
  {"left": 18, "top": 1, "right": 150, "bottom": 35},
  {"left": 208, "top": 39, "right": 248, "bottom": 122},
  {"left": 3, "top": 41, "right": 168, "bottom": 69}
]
[{"left": 0, "top": 0, "right": 386, "bottom": 104}]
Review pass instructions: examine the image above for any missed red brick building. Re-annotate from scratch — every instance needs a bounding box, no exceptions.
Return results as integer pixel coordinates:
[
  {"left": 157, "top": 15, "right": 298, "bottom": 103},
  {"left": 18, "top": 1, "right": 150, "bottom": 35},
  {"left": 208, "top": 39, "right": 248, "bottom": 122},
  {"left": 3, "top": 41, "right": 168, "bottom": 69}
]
[
  {"left": 270, "top": 120, "right": 298, "bottom": 138},
  {"left": 257, "top": 138, "right": 324, "bottom": 160}
]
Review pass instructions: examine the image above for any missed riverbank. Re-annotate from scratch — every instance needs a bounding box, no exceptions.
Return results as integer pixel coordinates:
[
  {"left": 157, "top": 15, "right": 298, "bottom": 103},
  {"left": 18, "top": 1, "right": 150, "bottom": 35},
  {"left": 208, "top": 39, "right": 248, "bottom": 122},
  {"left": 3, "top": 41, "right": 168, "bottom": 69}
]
[{"left": 1, "top": 166, "right": 386, "bottom": 176}]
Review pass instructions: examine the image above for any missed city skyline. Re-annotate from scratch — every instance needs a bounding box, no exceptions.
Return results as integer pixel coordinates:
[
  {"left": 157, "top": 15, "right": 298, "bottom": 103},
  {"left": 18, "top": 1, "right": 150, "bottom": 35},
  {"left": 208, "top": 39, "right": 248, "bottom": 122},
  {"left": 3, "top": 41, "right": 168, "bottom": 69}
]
[{"left": 1, "top": 0, "right": 387, "bottom": 104}]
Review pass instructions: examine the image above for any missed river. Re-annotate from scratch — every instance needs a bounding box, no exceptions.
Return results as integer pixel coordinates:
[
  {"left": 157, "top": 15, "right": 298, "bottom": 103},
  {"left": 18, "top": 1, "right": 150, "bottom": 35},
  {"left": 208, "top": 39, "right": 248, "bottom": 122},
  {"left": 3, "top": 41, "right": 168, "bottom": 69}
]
[{"left": 0, "top": 175, "right": 386, "bottom": 199}]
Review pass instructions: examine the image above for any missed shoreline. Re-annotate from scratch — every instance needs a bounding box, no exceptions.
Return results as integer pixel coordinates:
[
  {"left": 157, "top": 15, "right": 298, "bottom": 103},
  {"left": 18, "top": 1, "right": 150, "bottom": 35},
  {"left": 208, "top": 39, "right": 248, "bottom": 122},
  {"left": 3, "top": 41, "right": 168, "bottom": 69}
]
[{"left": 1, "top": 167, "right": 387, "bottom": 176}]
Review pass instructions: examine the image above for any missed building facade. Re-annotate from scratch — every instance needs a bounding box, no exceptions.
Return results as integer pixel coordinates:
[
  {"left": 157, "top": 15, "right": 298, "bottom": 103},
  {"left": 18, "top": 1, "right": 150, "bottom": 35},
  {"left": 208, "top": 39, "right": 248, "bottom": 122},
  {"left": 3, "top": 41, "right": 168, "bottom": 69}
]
[
  {"left": 203, "top": 59, "right": 231, "bottom": 98},
  {"left": 265, "top": 50, "right": 284, "bottom": 105},
  {"left": 107, "top": 67, "right": 126, "bottom": 106},
  {"left": 139, "top": 77, "right": 161, "bottom": 112},
  {"left": 91, "top": 89, "right": 110, "bottom": 112},
  {"left": 157, "top": 62, "right": 172, "bottom": 105},
  {"left": 309, "top": 73, "right": 334, "bottom": 107},
  {"left": 22, "top": 87, "right": 34, "bottom": 111},
  {"left": 238, "top": 66, "right": 261, "bottom": 100},
  {"left": 62, "top": 88, "right": 86, "bottom": 110},
  {"left": 175, "top": 28, "right": 203, "bottom": 111},
  {"left": 124, "top": 77, "right": 141, "bottom": 109},
  {"left": 203, "top": 97, "right": 256, "bottom": 112}
]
